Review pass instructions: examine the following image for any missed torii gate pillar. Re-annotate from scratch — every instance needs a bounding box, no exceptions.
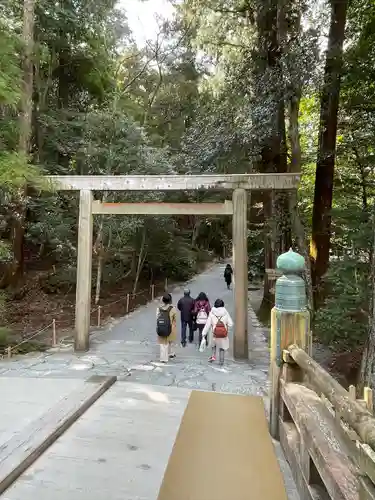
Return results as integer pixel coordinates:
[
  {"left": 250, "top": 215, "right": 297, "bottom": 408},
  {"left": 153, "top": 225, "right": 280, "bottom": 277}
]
[
  {"left": 75, "top": 189, "right": 93, "bottom": 351},
  {"left": 232, "top": 188, "right": 248, "bottom": 359}
]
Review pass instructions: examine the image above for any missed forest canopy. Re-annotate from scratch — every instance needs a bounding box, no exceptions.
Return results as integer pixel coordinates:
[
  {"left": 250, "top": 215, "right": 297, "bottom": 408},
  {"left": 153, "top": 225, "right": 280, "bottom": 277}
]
[{"left": 1, "top": 0, "right": 375, "bottom": 384}]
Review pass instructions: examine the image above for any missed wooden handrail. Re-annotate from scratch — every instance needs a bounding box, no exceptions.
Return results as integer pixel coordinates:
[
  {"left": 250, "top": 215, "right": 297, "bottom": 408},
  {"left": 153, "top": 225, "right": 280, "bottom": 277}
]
[
  {"left": 288, "top": 344, "right": 375, "bottom": 450},
  {"left": 280, "top": 381, "right": 359, "bottom": 499}
]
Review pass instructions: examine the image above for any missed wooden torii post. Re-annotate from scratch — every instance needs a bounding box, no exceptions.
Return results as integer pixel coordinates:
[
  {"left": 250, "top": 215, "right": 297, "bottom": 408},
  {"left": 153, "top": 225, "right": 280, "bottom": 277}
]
[{"left": 46, "top": 173, "right": 300, "bottom": 358}]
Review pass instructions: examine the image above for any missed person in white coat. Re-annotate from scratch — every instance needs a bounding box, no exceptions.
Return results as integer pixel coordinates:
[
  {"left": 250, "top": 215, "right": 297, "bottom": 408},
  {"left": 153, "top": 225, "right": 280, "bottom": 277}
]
[{"left": 201, "top": 298, "right": 233, "bottom": 365}]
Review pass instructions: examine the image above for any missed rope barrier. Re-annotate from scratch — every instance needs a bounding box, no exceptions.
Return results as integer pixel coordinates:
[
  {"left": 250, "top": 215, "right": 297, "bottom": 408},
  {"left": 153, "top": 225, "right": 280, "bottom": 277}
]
[
  {"left": 11, "top": 321, "right": 54, "bottom": 349},
  {"left": 4, "top": 320, "right": 55, "bottom": 358},
  {"left": 2, "top": 280, "right": 170, "bottom": 356},
  {"left": 92, "top": 285, "right": 156, "bottom": 326}
]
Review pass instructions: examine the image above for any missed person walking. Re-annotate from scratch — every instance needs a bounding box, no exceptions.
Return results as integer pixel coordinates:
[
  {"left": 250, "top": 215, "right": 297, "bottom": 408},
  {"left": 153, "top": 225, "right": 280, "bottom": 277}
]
[
  {"left": 224, "top": 264, "right": 233, "bottom": 290},
  {"left": 194, "top": 292, "right": 211, "bottom": 346},
  {"left": 177, "top": 289, "right": 195, "bottom": 347},
  {"left": 201, "top": 298, "right": 233, "bottom": 365},
  {"left": 156, "top": 293, "right": 177, "bottom": 363}
]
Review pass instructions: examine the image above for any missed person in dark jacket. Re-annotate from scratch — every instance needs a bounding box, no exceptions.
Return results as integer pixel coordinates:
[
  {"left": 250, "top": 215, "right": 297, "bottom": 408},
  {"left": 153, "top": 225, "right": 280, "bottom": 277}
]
[
  {"left": 224, "top": 264, "right": 233, "bottom": 290},
  {"left": 177, "top": 289, "right": 195, "bottom": 347},
  {"left": 194, "top": 292, "right": 211, "bottom": 346}
]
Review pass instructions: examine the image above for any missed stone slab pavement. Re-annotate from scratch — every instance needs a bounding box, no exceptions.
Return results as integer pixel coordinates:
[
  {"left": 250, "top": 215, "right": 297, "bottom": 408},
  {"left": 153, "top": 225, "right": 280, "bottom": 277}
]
[
  {"left": 0, "top": 262, "right": 299, "bottom": 499},
  {"left": 0, "top": 262, "right": 270, "bottom": 393}
]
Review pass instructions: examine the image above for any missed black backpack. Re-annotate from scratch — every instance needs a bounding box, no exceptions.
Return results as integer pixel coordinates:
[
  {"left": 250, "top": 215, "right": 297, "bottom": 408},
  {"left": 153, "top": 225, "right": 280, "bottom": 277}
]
[{"left": 156, "top": 306, "right": 173, "bottom": 337}]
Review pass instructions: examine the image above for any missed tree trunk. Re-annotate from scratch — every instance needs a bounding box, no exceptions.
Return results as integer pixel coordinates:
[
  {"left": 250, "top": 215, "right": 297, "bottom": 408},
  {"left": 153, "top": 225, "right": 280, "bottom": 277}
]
[
  {"left": 94, "top": 223, "right": 113, "bottom": 305},
  {"left": 142, "top": 61, "right": 163, "bottom": 127},
  {"left": 19, "top": 0, "right": 35, "bottom": 156},
  {"left": 256, "top": 0, "right": 290, "bottom": 311},
  {"left": 94, "top": 193, "right": 109, "bottom": 305},
  {"left": 94, "top": 246, "right": 104, "bottom": 306},
  {"left": 132, "top": 226, "right": 147, "bottom": 295},
  {"left": 191, "top": 218, "right": 201, "bottom": 248},
  {"left": 287, "top": 93, "right": 314, "bottom": 311},
  {"left": 5, "top": 0, "right": 35, "bottom": 290},
  {"left": 288, "top": 94, "right": 302, "bottom": 173},
  {"left": 276, "top": 99, "right": 292, "bottom": 254},
  {"left": 259, "top": 191, "right": 276, "bottom": 315},
  {"left": 94, "top": 217, "right": 105, "bottom": 306},
  {"left": 358, "top": 210, "right": 375, "bottom": 394},
  {"left": 57, "top": 4, "right": 70, "bottom": 169},
  {"left": 352, "top": 143, "right": 368, "bottom": 213},
  {"left": 311, "top": 0, "right": 348, "bottom": 286}
]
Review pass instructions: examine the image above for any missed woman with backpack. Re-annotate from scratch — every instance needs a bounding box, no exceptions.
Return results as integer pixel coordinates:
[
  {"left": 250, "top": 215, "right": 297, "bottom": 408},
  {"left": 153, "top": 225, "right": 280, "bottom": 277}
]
[
  {"left": 156, "top": 293, "right": 177, "bottom": 363},
  {"left": 201, "top": 298, "right": 233, "bottom": 365},
  {"left": 193, "top": 292, "right": 211, "bottom": 346}
]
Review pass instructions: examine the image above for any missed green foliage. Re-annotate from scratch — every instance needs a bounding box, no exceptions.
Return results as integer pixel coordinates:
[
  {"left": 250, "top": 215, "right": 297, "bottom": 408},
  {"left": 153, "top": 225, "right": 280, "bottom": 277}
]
[
  {"left": 0, "top": 19, "right": 21, "bottom": 107},
  {"left": 0, "top": 15, "right": 21, "bottom": 156},
  {"left": 0, "top": 0, "right": 373, "bottom": 363},
  {"left": 315, "top": 257, "right": 369, "bottom": 349},
  {"left": 0, "top": 328, "right": 9, "bottom": 349},
  {"left": 247, "top": 228, "right": 264, "bottom": 276},
  {"left": 310, "top": 0, "right": 375, "bottom": 349},
  {"left": 0, "top": 152, "right": 41, "bottom": 188}
]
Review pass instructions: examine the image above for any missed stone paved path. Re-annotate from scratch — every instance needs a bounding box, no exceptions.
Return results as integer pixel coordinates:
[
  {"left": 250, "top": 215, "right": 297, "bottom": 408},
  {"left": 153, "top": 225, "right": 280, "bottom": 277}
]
[
  {"left": 0, "top": 262, "right": 299, "bottom": 499},
  {"left": 0, "top": 262, "right": 270, "bottom": 394}
]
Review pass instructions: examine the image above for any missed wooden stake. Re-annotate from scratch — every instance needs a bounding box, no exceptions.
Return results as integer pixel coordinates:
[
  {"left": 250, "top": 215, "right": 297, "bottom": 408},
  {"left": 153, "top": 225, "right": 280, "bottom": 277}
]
[
  {"left": 151, "top": 284, "right": 155, "bottom": 301},
  {"left": 126, "top": 293, "right": 130, "bottom": 313},
  {"left": 97, "top": 306, "right": 101, "bottom": 327},
  {"left": 52, "top": 319, "right": 56, "bottom": 346},
  {"left": 7, "top": 346, "right": 11, "bottom": 359},
  {"left": 164, "top": 278, "right": 168, "bottom": 291},
  {"left": 349, "top": 385, "right": 356, "bottom": 400},
  {"left": 364, "top": 387, "right": 373, "bottom": 413}
]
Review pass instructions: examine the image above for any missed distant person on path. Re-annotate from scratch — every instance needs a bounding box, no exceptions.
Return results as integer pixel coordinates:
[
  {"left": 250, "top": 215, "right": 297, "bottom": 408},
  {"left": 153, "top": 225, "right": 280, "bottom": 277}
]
[
  {"left": 202, "top": 298, "right": 233, "bottom": 365},
  {"left": 156, "top": 293, "right": 177, "bottom": 363},
  {"left": 194, "top": 292, "right": 211, "bottom": 346},
  {"left": 177, "top": 289, "right": 195, "bottom": 347},
  {"left": 224, "top": 264, "right": 233, "bottom": 289}
]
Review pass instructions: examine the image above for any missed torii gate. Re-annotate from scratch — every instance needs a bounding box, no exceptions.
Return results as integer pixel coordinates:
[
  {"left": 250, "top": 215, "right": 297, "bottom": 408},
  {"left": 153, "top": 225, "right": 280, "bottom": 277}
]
[{"left": 47, "top": 173, "right": 299, "bottom": 359}]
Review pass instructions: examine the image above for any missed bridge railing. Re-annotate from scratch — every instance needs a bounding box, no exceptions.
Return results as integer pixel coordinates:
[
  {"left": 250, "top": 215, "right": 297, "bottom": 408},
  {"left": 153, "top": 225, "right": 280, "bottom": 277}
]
[{"left": 273, "top": 343, "right": 375, "bottom": 500}]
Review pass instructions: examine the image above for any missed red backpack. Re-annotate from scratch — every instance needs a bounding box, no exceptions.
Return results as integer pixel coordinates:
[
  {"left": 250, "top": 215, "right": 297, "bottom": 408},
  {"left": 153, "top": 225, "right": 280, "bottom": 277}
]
[{"left": 213, "top": 316, "right": 228, "bottom": 338}]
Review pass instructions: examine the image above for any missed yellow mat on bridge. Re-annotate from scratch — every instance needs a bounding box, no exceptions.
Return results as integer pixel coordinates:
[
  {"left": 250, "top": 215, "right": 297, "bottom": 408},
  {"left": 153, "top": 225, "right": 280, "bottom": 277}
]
[{"left": 157, "top": 390, "right": 288, "bottom": 500}]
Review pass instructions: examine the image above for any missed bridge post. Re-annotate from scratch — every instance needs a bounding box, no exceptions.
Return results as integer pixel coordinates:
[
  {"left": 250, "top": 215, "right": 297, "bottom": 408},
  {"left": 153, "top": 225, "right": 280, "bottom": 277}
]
[
  {"left": 232, "top": 188, "right": 248, "bottom": 360},
  {"left": 269, "top": 249, "right": 310, "bottom": 439},
  {"left": 75, "top": 189, "right": 93, "bottom": 351}
]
